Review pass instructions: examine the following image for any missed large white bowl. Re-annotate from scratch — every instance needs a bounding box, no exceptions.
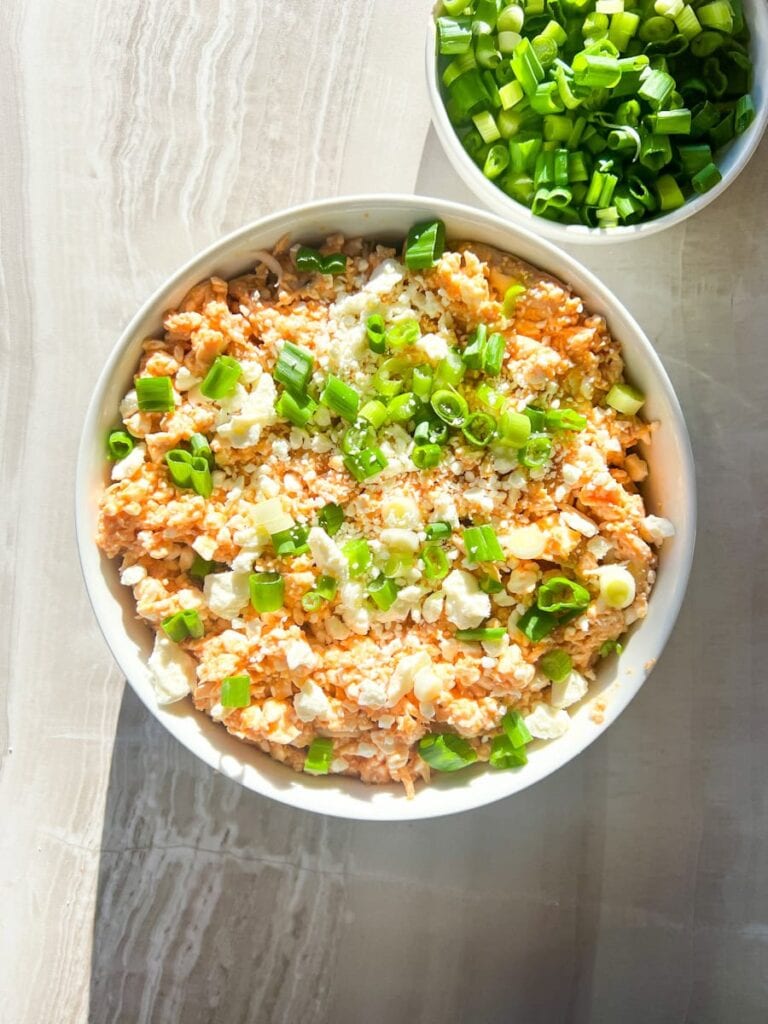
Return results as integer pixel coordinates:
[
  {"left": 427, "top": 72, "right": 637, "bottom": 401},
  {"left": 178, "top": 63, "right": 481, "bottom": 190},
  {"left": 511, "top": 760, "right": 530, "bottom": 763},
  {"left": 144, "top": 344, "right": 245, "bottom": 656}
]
[
  {"left": 76, "top": 195, "right": 696, "bottom": 820},
  {"left": 426, "top": 0, "right": 768, "bottom": 244}
]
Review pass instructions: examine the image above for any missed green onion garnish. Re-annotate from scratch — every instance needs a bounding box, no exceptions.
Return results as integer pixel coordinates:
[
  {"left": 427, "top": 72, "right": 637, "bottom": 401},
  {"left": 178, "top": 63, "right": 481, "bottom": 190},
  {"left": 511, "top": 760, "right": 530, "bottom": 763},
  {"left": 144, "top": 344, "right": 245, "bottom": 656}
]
[
  {"left": 478, "top": 572, "right": 503, "bottom": 594},
  {"left": 606, "top": 382, "right": 645, "bottom": 415},
  {"left": 413, "top": 443, "right": 443, "bottom": 470},
  {"left": 539, "top": 648, "right": 573, "bottom": 683},
  {"left": 516, "top": 605, "right": 557, "bottom": 642},
  {"left": 519, "top": 433, "right": 553, "bottom": 469},
  {"left": 502, "top": 284, "right": 526, "bottom": 316},
  {"left": 386, "top": 320, "right": 421, "bottom": 349},
  {"left": 431, "top": 388, "right": 468, "bottom": 427},
  {"left": 343, "top": 539, "right": 372, "bottom": 578},
  {"left": 304, "top": 736, "right": 334, "bottom": 775},
  {"left": 425, "top": 521, "right": 452, "bottom": 541},
  {"left": 275, "top": 390, "right": 317, "bottom": 428},
  {"left": 482, "top": 332, "right": 506, "bottom": 375},
  {"left": 418, "top": 733, "right": 477, "bottom": 772},
  {"left": 489, "top": 734, "right": 528, "bottom": 769},
  {"left": 295, "top": 247, "right": 347, "bottom": 275},
  {"left": 366, "top": 314, "right": 387, "bottom": 354},
  {"left": 271, "top": 525, "right": 310, "bottom": 557},
  {"left": 455, "top": 626, "right": 507, "bottom": 642},
  {"left": 107, "top": 430, "right": 135, "bottom": 461},
  {"left": 189, "top": 432, "right": 214, "bottom": 468},
  {"left": 462, "top": 411, "right": 497, "bottom": 447},
  {"left": 462, "top": 324, "right": 487, "bottom": 369},
  {"left": 161, "top": 609, "right": 204, "bottom": 642},
  {"left": 544, "top": 408, "right": 587, "bottom": 432},
  {"left": 434, "top": 348, "right": 466, "bottom": 388},
  {"left": 321, "top": 374, "right": 360, "bottom": 422},
  {"left": 318, "top": 502, "right": 344, "bottom": 536},
  {"left": 367, "top": 575, "right": 400, "bottom": 611},
  {"left": 274, "top": 342, "right": 314, "bottom": 397},
  {"left": 249, "top": 571, "right": 285, "bottom": 612},
  {"left": 166, "top": 450, "right": 192, "bottom": 487},
  {"left": 343, "top": 446, "right": 389, "bottom": 482},
  {"left": 359, "top": 399, "right": 388, "bottom": 429},
  {"left": 463, "top": 524, "right": 504, "bottom": 564},
  {"left": 373, "top": 356, "right": 410, "bottom": 398},
  {"left": 387, "top": 391, "right": 419, "bottom": 424},
  {"left": 421, "top": 542, "right": 450, "bottom": 580},
  {"left": 599, "top": 638, "right": 624, "bottom": 657},
  {"left": 404, "top": 220, "right": 446, "bottom": 270},
  {"left": 200, "top": 355, "right": 242, "bottom": 400},
  {"left": 537, "top": 576, "right": 590, "bottom": 614},
  {"left": 316, "top": 575, "right": 338, "bottom": 600},
  {"left": 502, "top": 709, "right": 532, "bottom": 749},
  {"left": 301, "top": 590, "right": 325, "bottom": 613},
  {"left": 189, "top": 457, "right": 213, "bottom": 499},
  {"left": 412, "top": 365, "right": 434, "bottom": 401},
  {"left": 498, "top": 407, "right": 532, "bottom": 447},
  {"left": 220, "top": 675, "right": 251, "bottom": 709},
  {"left": 136, "top": 376, "right": 174, "bottom": 412},
  {"left": 341, "top": 419, "right": 377, "bottom": 455},
  {"left": 189, "top": 554, "right": 217, "bottom": 579}
]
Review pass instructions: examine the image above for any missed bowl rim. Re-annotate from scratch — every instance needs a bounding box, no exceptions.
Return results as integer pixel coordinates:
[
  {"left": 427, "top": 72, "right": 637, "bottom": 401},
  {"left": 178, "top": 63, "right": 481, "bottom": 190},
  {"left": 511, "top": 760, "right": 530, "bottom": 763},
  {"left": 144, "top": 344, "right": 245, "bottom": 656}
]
[
  {"left": 76, "top": 193, "right": 696, "bottom": 820},
  {"left": 424, "top": 0, "right": 768, "bottom": 245}
]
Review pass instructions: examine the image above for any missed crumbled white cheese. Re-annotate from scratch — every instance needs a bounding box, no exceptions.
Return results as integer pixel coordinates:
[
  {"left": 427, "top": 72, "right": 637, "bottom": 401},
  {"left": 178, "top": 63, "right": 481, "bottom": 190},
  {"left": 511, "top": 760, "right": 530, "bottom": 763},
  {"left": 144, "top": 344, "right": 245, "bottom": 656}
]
[
  {"left": 380, "top": 528, "right": 420, "bottom": 553},
  {"left": 175, "top": 367, "right": 200, "bottom": 391},
  {"left": 550, "top": 670, "right": 588, "bottom": 710},
  {"left": 339, "top": 581, "right": 371, "bottom": 634},
  {"left": 111, "top": 443, "right": 146, "bottom": 481},
  {"left": 355, "top": 742, "right": 378, "bottom": 758},
  {"left": 381, "top": 495, "right": 422, "bottom": 529},
  {"left": 363, "top": 258, "right": 404, "bottom": 295},
  {"left": 422, "top": 592, "right": 444, "bottom": 624},
  {"left": 307, "top": 527, "right": 348, "bottom": 579},
  {"left": 561, "top": 462, "right": 581, "bottom": 486},
  {"left": 525, "top": 702, "right": 571, "bottom": 739},
  {"left": 216, "top": 373, "right": 277, "bottom": 448},
  {"left": 192, "top": 535, "right": 219, "bottom": 561},
  {"left": 415, "top": 332, "right": 450, "bottom": 363},
  {"left": 293, "top": 680, "right": 330, "bottom": 722},
  {"left": 326, "top": 616, "right": 351, "bottom": 640},
  {"left": 203, "top": 571, "right": 251, "bottom": 620},
  {"left": 432, "top": 492, "right": 460, "bottom": 527},
  {"left": 119, "top": 389, "right": 139, "bottom": 419},
  {"left": 120, "top": 564, "right": 146, "bottom": 587},
  {"left": 640, "top": 515, "right": 675, "bottom": 545},
  {"left": 148, "top": 634, "right": 196, "bottom": 704},
  {"left": 284, "top": 637, "right": 317, "bottom": 670},
  {"left": 442, "top": 569, "right": 491, "bottom": 630},
  {"left": 464, "top": 486, "right": 495, "bottom": 515},
  {"left": 357, "top": 678, "right": 388, "bottom": 708},
  {"left": 562, "top": 509, "right": 598, "bottom": 538},
  {"left": 413, "top": 663, "right": 443, "bottom": 704},
  {"left": 586, "top": 535, "right": 613, "bottom": 561},
  {"left": 387, "top": 651, "right": 431, "bottom": 706}
]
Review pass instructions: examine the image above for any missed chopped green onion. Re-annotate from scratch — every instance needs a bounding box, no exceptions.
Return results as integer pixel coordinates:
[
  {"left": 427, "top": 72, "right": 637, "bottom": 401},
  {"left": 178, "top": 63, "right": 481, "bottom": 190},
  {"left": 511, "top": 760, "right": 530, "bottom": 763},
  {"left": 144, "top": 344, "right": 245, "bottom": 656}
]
[
  {"left": 735, "top": 94, "right": 755, "bottom": 135},
  {"left": 462, "top": 411, "right": 497, "bottom": 447},
  {"left": 421, "top": 542, "right": 450, "bottom": 580},
  {"left": 341, "top": 419, "right": 377, "bottom": 455},
  {"left": 434, "top": 348, "right": 466, "bottom": 388},
  {"left": 366, "top": 314, "right": 386, "bottom": 354},
  {"left": 301, "top": 590, "right": 325, "bottom": 613},
  {"left": 489, "top": 734, "right": 528, "bottom": 769},
  {"left": 463, "top": 524, "right": 504, "bottom": 563},
  {"left": 274, "top": 342, "right": 314, "bottom": 397},
  {"left": 484, "top": 142, "right": 511, "bottom": 179},
  {"left": 518, "top": 433, "right": 553, "bottom": 469},
  {"left": 316, "top": 575, "right": 338, "bottom": 600},
  {"left": 275, "top": 390, "right": 317, "bottom": 428},
  {"left": 431, "top": 388, "right": 468, "bottom": 427},
  {"left": 473, "top": 109, "right": 502, "bottom": 143},
  {"left": 502, "top": 709, "right": 532, "bottom": 748},
  {"left": 304, "top": 736, "right": 334, "bottom": 775},
  {"left": 404, "top": 220, "right": 446, "bottom": 270},
  {"left": 649, "top": 108, "right": 692, "bottom": 134},
  {"left": 189, "top": 554, "right": 217, "bottom": 579},
  {"left": 189, "top": 457, "right": 213, "bottom": 498},
  {"left": 638, "top": 68, "right": 676, "bottom": 109},
  {"left": 523, "top": 405, "right": 546, "bottom": 431},
  {"left": 516, "top": 605, "right": 558, "bottom": 641},
  {"left": 537, "top": 576, "right": 590, "bottom": 613},
  {"left": 373, "top": 356, "right": 410, "bottom": 398},
  {"left": 220, "top": 675, "right": 251, "bottom": 709},
  {"left": 502, "top": 283, "right": 526, "bottom": 316},
  {"left": 412, "top": 365, "right": 434, "bottom": 401},
  {"left": 107, "top": 430, "right": 135, "bottom": 461},
  {"left": 691, "top": 161, "right": 722, "bottom": 193},
  {"left": 436, "top": 15, "right": 473, "bottom": 55},
  {"left": 136, "top": 376, "right": 175, "bottom": 412},
  {"left": 599, "top": 638, "right": 624, "bottom": 657},
  {"left": 386, "top": 319, "right": 421, "bottom": 349},
  {"left": 359, "top": 399, "right": 388, "bottom": 429},
  {"left": 482, "top": 332, "right": 506, "bottom": 375},
  {"left": 425, "top": 521, "right": 452, "bottom": 541},
  {"left": 539, "top": 648, "right": 573, "bottom": 682},
  {"left": 161, "top": 608, "right": 204, "bottom": 642},
  {"left": 413, "top": 443, "right": 443, "bottom": 469},
  {"left": 367, "top": 575, "right": 400, "bottom": 611},
  {"left": 295, "top": 247, "right": 347, "bottom": 275},
  {"left": 544, "top": 408, "right": 587, "bottom": 431},
  {"left": 462, "top": 324, "right": 487, "bottom": 369},
  {"left": 455, "top": 626, "right": 507, "bottom": 642},
  {"left": 679, "top": 143, "right": 713, "bottom": 176},
  {"left": 320, "top": 374, "right": 360, "bottom": 422},
  {"left": 319, "top": 502, "right": 344, "bottom": 536},
  {"left": 511, "top": 37, "right": 545, "bottom": 96},
  {"left": 498, "top": 406, "right": 532, "bottom": 447},
  {"left": 199, "top": 355, "right": 242, "bottom": 401},
  {"left": 271, "top": 524, "right": 310, "bottom": 557},
  {"left": 498, "top": 4, "right": 525, "bottom": 33},
  {"left": 343, "top": 446, "right": 389, "bottom": 482},
  {"left": 418, "top": 733, "right": 478, "bottom": 772},
  {"left": 189, "top": 432, "right": 214, "bottom": 468},
  {"left": 387, "top": 391, "right": 419, "bottom": 424},
  {"left": 606, "top": 382, "right": 645, "bottom": 415},
  {"left": 343, "top": 539, "right": 372, "bottom": 578},
  {"left": 249, "top": 571, "right": 284, "bottom": 612}
]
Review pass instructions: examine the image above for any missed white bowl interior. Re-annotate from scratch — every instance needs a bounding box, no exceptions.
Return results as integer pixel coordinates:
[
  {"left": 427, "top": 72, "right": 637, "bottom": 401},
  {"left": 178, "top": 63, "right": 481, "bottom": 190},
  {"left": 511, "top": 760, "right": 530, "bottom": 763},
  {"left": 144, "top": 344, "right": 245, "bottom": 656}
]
[
  {"left": 76, "top": 195, "right": 696, "bottom": 820},
  {"left": 426, "top": 0, "right": 768, "bottom": 244}
]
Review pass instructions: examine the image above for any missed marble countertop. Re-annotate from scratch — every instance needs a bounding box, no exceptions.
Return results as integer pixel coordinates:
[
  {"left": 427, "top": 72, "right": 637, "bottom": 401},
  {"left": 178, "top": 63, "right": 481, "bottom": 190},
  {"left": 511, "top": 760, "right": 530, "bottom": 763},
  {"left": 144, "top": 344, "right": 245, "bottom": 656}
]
[{"left": 2, "top": 1, "right": 767, "bottom": 1020}]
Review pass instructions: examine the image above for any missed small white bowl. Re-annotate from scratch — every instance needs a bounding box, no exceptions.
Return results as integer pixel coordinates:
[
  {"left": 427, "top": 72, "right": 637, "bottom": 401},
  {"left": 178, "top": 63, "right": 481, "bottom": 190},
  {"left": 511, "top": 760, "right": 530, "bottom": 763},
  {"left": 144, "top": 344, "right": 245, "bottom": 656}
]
[
  {"left": 76, "top": 195, "right": 695, "bottom": 820},
  {"left": 426, "top": 0, "right": 768, "bottom": 244}
]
